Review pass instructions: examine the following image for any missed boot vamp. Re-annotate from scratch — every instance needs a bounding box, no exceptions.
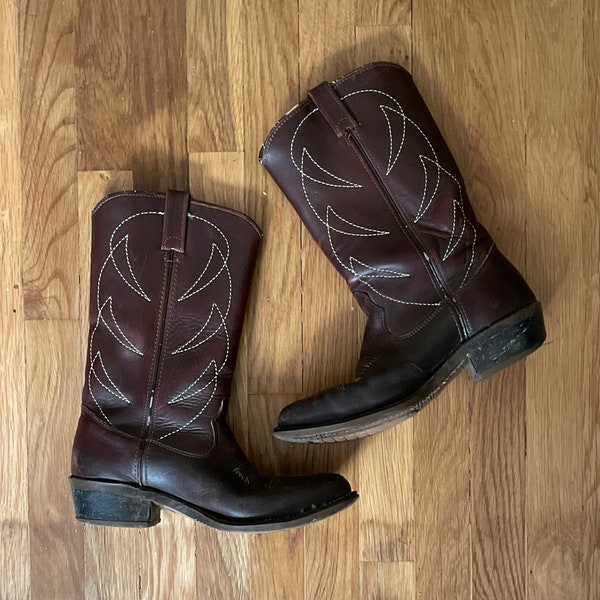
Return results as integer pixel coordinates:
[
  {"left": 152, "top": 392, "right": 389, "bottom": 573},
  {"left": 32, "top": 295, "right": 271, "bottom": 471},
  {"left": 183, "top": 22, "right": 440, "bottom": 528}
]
[
  {"left": 143, "top": 422, "right": 352, "bottom": 521},
  {"left": 277, "top": 359, "right": 426, "bottom": 430}
]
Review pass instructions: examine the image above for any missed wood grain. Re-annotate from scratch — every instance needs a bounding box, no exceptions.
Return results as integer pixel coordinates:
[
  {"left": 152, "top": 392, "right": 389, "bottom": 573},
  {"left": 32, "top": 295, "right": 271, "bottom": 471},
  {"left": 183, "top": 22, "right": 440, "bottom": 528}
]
[
  {"left": 76, "top": 1, "right": 133, "bottom": 171},
  {"left": 582, "top": 3, "right": 600, "bottom": 598},
  {"left": 25, "top": 320, "right": 84, "bottom": 599},
  {"left": 360, "top": 561, "right": 414, "bottom": 600},
  {"left": 130, "top": 0, "right": 188, "bottom": 191},
  {"left": 242, "top": 0, "right": 304, "bottom": 395},
  {"left": 3, "top": 1, "right": 599, "bottom": 598},
  {"left": 0, "top": 0, "right": 29, "bottom": 596},
  {"left": 524, "top": 1, "right": 588, "bottom": 598},
  {"left": 19, "top": 0, "right": 78, "bottom": 320},
  {"left": 465, "top": 2, "right": 527, "bottom": 598},
  {"left": 187, "top": 0, "right": 244, "bottom": 152},
  {"left": 359, "top": 424, "right": 414, "bottom": 563}
]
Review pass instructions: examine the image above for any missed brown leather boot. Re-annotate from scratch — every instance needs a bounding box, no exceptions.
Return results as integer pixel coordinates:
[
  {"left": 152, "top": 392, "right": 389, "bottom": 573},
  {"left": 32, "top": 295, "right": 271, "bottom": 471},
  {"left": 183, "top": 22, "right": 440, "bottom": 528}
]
[
  {"left": 260, "top": 62, "right": 546, "bottom": 443},
  {"left": 70, "top": 190, "right": 357, "bottom": 530}
]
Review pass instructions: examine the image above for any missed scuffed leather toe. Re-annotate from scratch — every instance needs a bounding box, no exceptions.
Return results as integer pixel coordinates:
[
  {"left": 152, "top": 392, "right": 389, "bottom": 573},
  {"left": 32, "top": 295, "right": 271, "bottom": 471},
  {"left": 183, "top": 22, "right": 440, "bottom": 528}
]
[{"left": 276, "top": 361, "right": 426, "bottom": 431}]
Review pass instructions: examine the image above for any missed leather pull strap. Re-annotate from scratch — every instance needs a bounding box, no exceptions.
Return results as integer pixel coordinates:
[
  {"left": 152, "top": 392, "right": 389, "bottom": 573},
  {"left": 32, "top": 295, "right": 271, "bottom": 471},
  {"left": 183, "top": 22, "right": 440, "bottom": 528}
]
[
  {"left": 161, "top": 189, "right": 190, "bottom": 253},
  {"left": 308, "top": 82, "right": 359, "bottom": 138}
]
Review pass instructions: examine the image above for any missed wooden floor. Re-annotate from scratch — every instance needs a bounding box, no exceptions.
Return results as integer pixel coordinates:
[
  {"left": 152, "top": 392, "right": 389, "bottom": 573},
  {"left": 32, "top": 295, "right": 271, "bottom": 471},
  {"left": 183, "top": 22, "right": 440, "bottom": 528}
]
[{"left": 1, "top": 0, "right": 598, "bottom": 598}]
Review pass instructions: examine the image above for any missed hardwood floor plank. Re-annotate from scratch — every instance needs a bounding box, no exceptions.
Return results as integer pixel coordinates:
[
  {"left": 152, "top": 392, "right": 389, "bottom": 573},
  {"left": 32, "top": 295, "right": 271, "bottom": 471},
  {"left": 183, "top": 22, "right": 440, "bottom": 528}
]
[
  {"left": 187, "top": 0, "right": 244, "bottom": 152},
  {"left": 76, "top": 0, "right": 133, "bottom": 171},
  {"left": 525, "top": 1, "right": 586, "bottom": 598},
  {"left": 140, "top": 514, "right": 197, "bottom": 599},
  {"left": 306, "top": 506, "right": 360, "bottom": 600},
  {"left": 582, "top": 4, "right": 600, "bottom": 598},
  {"left": 355, "top": 25, "right": 411, "bottom": 68},
  {"left": 297, "top": 0, "right": 362, "bottom": 401},
  {"left": 19, "top": 0, "right": 78, "bottom": 319},
  {"left": 360, "top": 561, "right": 415, "bottom": 600},
  {"left": 465, "top": 2, "right": 527, "bottom": 598},
  {"left": 242, "top": 394, "right": 304, "bottom": 475},
  {"left": 298, "top": 0, "right": 357, "bottom": 87},
  {"left": 84, "top": 528, "right": 143, "bottom": 600},
  {"left": 250, "top": 531, "right": 305, "bottom": 600},
  {"left": 194, "top": 529, "right": 250, "bottom": 600},
  {"left": 356, "top": 0, "right": 410, "bottom": 26},
  {"left": 0, "top": 1, "right": 29, "bottom": 596},
  {"left": 242, "top": 0, "right": 303, "bottom": 395},
  {"left": 359, "top": 425, "right": 414, "bottom": 562},
  {"left": 296, "top": 1, "right": 362, "bottom": 398},
  {"left": 239, "top": 394, "right": 305, "bottom": 600},
  {"left": 25, "top": 320, "right": 84, "bottom": 599},
  {"left": 129, "top": 0, "right": 188, "bottom": 191}
]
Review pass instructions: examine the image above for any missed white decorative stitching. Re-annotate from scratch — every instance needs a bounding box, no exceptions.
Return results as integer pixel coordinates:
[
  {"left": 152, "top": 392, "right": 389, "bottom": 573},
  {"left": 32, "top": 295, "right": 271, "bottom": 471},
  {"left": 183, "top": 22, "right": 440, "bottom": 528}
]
[
  {"left": 158, "top": 369, "right": 219, "bottom": 440},
  {"left": 168, "top": 359, "right": 218, "bottom": 405},
  {"left": 443, "top": 199, "right": 467, "bottom": 262},
  {"left": 89, "top": 351, "right": 130, "bottom": 404},
  {"left": 348, "top": 257, "right": 409, "bottom": 279},
  {"left": 379, "top": 104, "right": 407, "bottom": 175},
  {"left": 161, "top": 213, "right": 233, "bottom": 441},
  {"left": 414, "top": 155, "right": 442, "bottom": 223},
  {"left": 171, "top": 303, "right": 227, "bottom": 355},
  {"left": 88, "top": 211, "right": 162, "bottom": 425},
  {"left": 341, "top": 88, "right": 478, "bottom": 283},
  {"left": 178, "top": 242, "right": 228, "bottom": 302},
  {"left": 99, "top": 297, "right": 143, "bottom": 355},
  {"left": 325, "top": 206, "right": 441, "bottom": 308},
  {"left": 299, "top": 150, "right": 390, "bottom": 237},
  {"left": 291, "top": 110, "right": 363, "bottom": 188}
]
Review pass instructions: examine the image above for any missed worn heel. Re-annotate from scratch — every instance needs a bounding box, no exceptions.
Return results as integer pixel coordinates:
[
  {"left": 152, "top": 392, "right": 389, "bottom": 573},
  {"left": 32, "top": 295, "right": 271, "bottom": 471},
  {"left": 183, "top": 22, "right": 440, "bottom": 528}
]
[
  {"left": 465, "top": 302, "right": 546, "bottom": 382},
  {"left": 70, "top": 478, "right": 161, "bottom": 527}
]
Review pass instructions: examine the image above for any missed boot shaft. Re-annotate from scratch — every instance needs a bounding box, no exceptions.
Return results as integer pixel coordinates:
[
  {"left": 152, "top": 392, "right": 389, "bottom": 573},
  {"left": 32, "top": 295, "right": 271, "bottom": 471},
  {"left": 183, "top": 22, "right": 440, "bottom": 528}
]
[
  {"left": 82, "top": 191, "right": 261, "bottom": 453},
  {"left": 260, "top": 62, "right": 535, "bottom": 340}
]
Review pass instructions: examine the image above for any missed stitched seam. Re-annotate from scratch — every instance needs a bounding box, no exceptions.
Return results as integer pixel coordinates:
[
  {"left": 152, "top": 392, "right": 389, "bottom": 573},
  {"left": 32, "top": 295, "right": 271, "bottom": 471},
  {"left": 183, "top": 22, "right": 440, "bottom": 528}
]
[
  {"left": 148, "top": 255, "right": 179, "bottom": 442},
  {"left": 141, "top": 254, "right": 170, "bottom": 434},
  {"left": 163, "top": 195, "right": 174, "bottom": 248},
  {"left": 177, "top": 219, "right": 231, "bottom": 302},
  {"left": 189, "top": 200, "right": 262, "bottom": 236},
  {"left": 93, "top": 191, "right": 165, "bottom": 215},
  {"left": 348, "top": 134, "right": 445, "bottom": 304},
  {"left": 178, "top": 197, "right": 187, "bottom": 250},
  {"left": 157, "top": 215, "right": 233, "bottom": 443},
  {"left": 81, "top": 406, "right": 141, "bottom": 442},
  {"left": 456, "top": 243, "right": 496, "bottom": 295}
]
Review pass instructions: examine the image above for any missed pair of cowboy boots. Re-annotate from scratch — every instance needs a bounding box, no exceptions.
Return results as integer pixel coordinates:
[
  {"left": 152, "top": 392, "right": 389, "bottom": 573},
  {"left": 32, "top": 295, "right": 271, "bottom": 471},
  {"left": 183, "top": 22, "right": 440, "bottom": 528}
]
[{"left": 70, "top": 63, "right": 545, "bottom": 532}]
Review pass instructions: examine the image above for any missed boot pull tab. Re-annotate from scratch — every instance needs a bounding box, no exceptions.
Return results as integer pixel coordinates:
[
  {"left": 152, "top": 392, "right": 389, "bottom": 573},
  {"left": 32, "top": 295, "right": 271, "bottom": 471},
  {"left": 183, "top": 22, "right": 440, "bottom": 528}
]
[
  {"left": 161, "top": 189, "right": 190, "bottom": 253},
  {"left": 308, "top": 82, "right": 359, "bottom": 138}
]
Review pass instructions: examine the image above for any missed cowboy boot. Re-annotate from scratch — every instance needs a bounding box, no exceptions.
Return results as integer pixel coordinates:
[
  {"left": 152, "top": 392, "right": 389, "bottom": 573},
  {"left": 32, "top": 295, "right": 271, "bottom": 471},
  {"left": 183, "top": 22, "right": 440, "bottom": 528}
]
[
  {"left": 260, "top": 62, "right": 546, "bottom": 443},
  {"left": 70, "top": 190, "right": 357, "bottom": 530}
]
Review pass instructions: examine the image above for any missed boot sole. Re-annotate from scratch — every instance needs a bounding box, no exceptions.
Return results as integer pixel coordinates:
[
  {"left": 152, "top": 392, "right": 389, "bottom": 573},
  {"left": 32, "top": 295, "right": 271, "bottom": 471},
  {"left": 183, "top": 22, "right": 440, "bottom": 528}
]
[
  {"left": 69, "top": 476, "right": 358, "bottom": 532},
  {"left": 274, "top": 302, "right": 546, "bottom": 443}
]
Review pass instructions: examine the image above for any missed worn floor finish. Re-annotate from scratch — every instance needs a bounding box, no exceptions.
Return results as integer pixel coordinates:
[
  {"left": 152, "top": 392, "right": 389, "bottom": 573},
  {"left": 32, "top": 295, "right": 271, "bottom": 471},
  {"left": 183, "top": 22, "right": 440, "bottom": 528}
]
[{"left": 1, "top": 0, "right": 598, "bottom": 598}]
